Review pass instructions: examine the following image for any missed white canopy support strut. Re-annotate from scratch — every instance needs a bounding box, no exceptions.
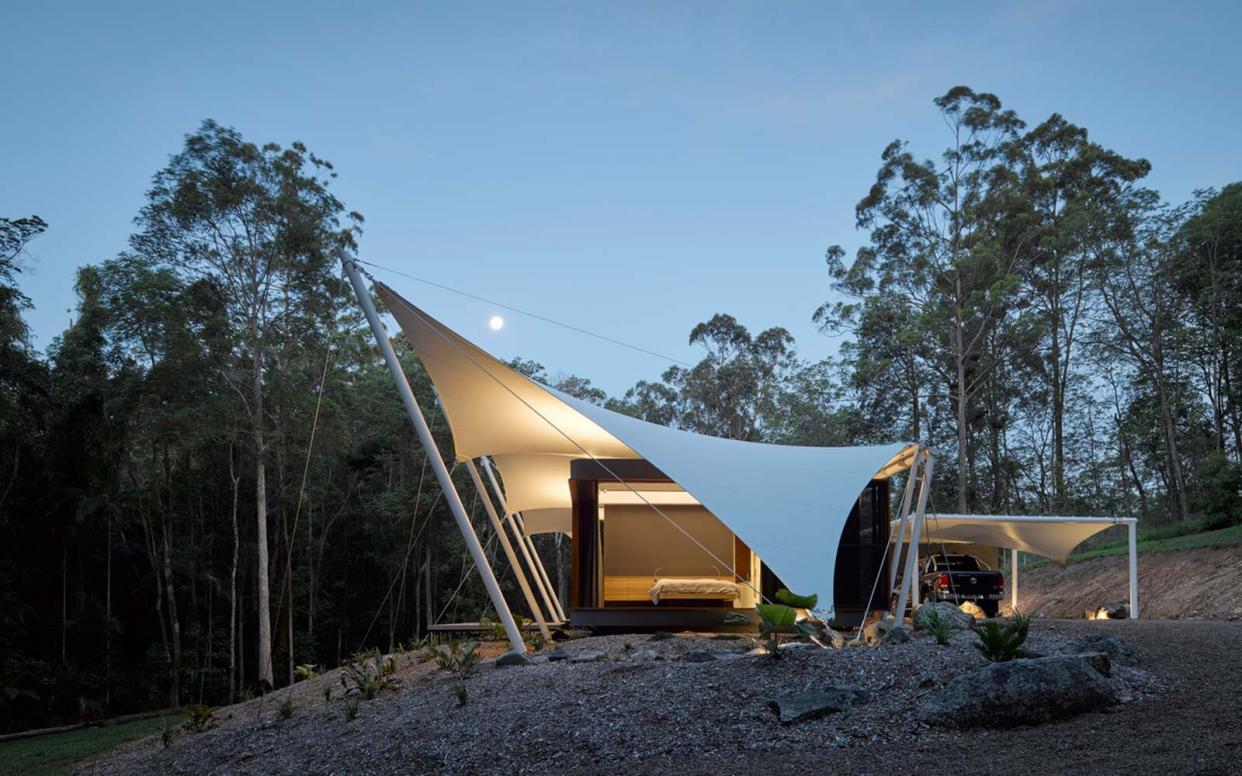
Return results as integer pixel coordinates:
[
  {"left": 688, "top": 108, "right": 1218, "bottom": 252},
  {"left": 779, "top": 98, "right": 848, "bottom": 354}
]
[
  {"left": 481, "top": 457, "right": 564, "bottom": 624},
  {"left": 466, "top": 460, "right": 551, "bottom": 640},
  {"left": 515, "top": 512, "right": 567, "bottom": 622},
  {"left": 343, "top": 258, "right": 526, "bottom": 653},
  {"left": 886, "top": 447, "right": 920, "bottom": 617},
  {"left": 892, "top": 449, "right": 934, "bottom": 620}
]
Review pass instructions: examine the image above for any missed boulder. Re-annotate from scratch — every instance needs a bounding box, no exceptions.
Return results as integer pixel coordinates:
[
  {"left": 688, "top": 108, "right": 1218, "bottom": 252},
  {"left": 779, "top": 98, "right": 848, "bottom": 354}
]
[
  {"left": 569, "top": 650, "right": 604, "bottom": 663},
  {"left": 1065, "top": 634, "right": 1136, "bottom": 666},
  {"left": 958, "top": 601, "right": 986, "bottom": 619},
  {"left": 918, "top": 654, "right": 1117, "bottom": 728},
  {"left": 495, "top": 651, "right": 531, "bottom": 668},
  {"left": 683, "top": 650, "right": 718, "bottom": 663},
  {"left": 769, "top": 686, "right": 870, "bottom": 724},
  {"left": 913, "top": 602, "right": 975, "bottom": 630},
  {"left": 863, "top": 619, "right": 911, "bottom": 645},
  {"left": 544, "top": 648, "right": 570, "bottom": 662}
]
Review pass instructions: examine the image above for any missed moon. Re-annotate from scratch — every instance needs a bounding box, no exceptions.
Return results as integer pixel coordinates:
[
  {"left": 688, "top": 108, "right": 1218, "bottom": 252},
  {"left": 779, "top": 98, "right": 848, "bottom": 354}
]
[{"left": 488, "top": 315, "right": 505, "bottom": 331}]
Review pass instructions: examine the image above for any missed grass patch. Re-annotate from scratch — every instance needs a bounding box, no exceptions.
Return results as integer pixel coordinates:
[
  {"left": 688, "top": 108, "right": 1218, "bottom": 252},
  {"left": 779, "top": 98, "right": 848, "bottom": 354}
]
[
  {"left": 1023, "top": 523, "right": 1242, "bottom": 568},
  {"left": 0, "top": 715, "right": 181, "bottom": 776}
]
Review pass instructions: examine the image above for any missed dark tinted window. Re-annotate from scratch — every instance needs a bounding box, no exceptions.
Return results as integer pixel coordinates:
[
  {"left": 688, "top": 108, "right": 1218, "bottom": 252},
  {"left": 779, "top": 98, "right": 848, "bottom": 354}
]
[{"left": 931, "top": 555, "right": 982, "bottom": 572}]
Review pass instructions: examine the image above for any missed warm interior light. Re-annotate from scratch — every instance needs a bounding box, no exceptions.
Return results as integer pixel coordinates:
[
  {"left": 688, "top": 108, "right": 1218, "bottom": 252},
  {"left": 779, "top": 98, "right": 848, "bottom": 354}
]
[{"left": 488, "top": 315, "right": 505, "bottom": 331}]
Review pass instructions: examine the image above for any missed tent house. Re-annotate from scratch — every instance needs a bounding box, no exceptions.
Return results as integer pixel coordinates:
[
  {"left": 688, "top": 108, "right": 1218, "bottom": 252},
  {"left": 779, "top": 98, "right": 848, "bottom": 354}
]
[
  {"left": 341, "top": 260, "right": 1136, "bottom": 652},
  {"left": 346, "top": 267, "right": 921, "bottom": 639}
]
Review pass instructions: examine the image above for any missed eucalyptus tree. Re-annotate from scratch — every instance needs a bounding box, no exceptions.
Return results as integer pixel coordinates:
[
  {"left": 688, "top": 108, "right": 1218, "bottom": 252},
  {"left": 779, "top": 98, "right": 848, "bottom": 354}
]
[
  {"left": 128, "top": 121, "right": 361, "bottom": 688},
  {"left": 0, "top": 215, "right": 48, "bottom": 513},
  {"left": 1090, "top": 191, "right": 1195, "bottom": 520},
  {"left": 1003, "top": 115, "right": 1150, "bottom": 509},
  {"left": 822, "top": 87, "right": 1031, "bottom": 511},
  {"left": 1170, "top": 184, "right": 1242, "bottom": 459}
]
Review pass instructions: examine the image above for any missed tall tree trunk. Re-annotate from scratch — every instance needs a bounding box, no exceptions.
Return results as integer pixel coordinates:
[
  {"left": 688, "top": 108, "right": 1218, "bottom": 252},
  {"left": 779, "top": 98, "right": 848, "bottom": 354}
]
[
  {"left": 253, "top": 343, "right": 273, "bottom": 690},
  {"left": 954, "top": 316, "right": 969, "bottom": 513},
  {"left": 228, "top": 447, "right": 240, "bottom": 703},
  {"left": 160, "top": 509, "right": 181, "bottom": 708}
]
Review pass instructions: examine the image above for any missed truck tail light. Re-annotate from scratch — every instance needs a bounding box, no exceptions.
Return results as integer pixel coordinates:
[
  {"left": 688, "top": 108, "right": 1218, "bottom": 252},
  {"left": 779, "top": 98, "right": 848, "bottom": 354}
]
[
  {"left": 936, "top": 573, "right": 950, "bottom": 590},
  {"left": 998, "top": 575, "right": 1005, "bottom": 592}
]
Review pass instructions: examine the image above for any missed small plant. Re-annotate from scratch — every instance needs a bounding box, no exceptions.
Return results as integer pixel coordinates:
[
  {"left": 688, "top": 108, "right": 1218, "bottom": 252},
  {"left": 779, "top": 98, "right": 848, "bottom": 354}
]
[
  {"left": 972, "top": 612, "right": 1031, "bottom": 662},
  {"left": 726, "top": 588, "right": 819, "bottom": 659},
  {"left": 429, "top": 641, "right": 481, "bottom": 707},
  {"left": 382, "top": 655, "right": 398, "bottom": 676},
  {"left": 239, "top": 688, "right": 255, "bottom": 702},
  {"left": 341, "top": 649, "right": 398, "bottom": 700},
  {"left": 294, "top": 664, "right": 320, "bottom": 682},
  {"left": 431, "top": 640, "right": 481, "bottom": 678},
  {"left": 344, "top": 697, "right": 359, "bottom": 721},
  {"left": 322, "top": 686, "right": 332, "bottom": 702},
  {"left": 922, "top": 607, "right": 961, "bottom": 646},
  {"left": 181, "top": 704, "right": 218, "bottom": 733},
  {"left": 160, "top": 717, "right": 176, "bottom": 749},
  {"left": 278, "top": 697, "right": 295, "bottom": 719},
  {"left": 525, "top": 632, "right": 546, "bottom": 652},
  {"left": 559, "top": 627, "right": 592, "bottom": 641}
]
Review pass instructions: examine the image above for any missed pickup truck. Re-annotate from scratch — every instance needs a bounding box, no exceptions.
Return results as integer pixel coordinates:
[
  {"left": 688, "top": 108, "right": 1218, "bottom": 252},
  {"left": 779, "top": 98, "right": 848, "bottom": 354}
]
[{"left": 896, "top": 553, "right": 1004, "bottom": 617}]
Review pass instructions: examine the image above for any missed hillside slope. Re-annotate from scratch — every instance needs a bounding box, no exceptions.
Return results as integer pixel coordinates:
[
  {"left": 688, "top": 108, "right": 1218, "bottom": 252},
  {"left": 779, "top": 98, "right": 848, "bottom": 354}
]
[{"left": 1016, "top": 544, "right": 1242, "bottom": 620}]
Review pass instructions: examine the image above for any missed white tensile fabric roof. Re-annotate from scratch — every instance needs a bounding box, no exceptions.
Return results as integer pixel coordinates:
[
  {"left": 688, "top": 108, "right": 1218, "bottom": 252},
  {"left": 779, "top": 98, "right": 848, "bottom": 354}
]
[
  {"left": 892, "top": 514, "right": 1128, "bottom": 561},
  {"left": 374, "top": 281, "right": 911, "bottom": 610}
]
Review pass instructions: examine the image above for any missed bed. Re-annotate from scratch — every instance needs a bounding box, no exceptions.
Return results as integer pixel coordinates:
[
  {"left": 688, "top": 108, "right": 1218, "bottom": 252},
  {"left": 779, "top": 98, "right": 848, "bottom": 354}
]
[{"left": 647, "top": 577, "right": 742, "bottom": 605}]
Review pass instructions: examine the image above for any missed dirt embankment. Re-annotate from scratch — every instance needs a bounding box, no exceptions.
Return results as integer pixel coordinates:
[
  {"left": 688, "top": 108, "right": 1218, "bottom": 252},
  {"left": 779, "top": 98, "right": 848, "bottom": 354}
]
[{"left": 1016, "top": 544, "right": 1242, "bottom": 620}]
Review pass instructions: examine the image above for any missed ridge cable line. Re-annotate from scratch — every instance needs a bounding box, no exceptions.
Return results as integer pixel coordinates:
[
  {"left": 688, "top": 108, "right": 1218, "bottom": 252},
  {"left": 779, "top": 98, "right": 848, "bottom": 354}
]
[
  {"left": 359, "top": 264, "right": 771, "bottom": 607},
  {"left": 357, "top": 258, "right": 694, "bottom": 368}
]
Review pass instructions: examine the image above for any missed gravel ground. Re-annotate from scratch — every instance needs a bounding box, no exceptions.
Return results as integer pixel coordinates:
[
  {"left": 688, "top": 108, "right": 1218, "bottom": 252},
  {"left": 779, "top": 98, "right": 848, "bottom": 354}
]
[{"left": 78, "top": 619, "right": 1238, "bottom": 776}]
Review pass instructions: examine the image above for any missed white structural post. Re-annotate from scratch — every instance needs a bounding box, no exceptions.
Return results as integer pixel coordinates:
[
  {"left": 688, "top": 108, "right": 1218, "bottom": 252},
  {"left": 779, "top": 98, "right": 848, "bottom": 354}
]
[
  {"left": 480, "top": 458, "right": 563, "bottom": 623},
  {"left": 1127, "top": 520, "right": 1139, "bottom": 619},
  {"left": 515, "top": 513, "right": 566, "bottom": 622},
  {"left": 342, "top": 258, "right": 526, "bottom": 654},
  {"left": 887, "top": 448, "right": 920, "bottom": 610},
  {"left": 1010, "top": 547, "right": 1019, "bottom": 613},
  {"left": 894, "top": 451, "right": 934, "bottom": 620},
  {"left": 466, "top": 460, "right": 551, "bottom": 640}
]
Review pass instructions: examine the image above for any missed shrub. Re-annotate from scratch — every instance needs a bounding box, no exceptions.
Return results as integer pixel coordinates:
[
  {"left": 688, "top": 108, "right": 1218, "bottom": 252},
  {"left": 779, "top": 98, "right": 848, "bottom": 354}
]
[
  {"left": 294, "top": 664, "right": 320, "bottom": 682},
  {"left": 922, "top": 607, "right": 961, "bottom": 645},
  {"left": 431, "top": 641, "right": 480, "bottom": 679},
  {"left": 1195, "top": 452, "right": 1242, "bottom": 529},
  {"left": 161, "top": 717, "right": 176, "bottom": 749},
  {"left": 344, "top": 698, "right": 359, "bottom": 721},
  {"left": 725, "top": 588, "right": 819, "bottom": 659},
  {"left": 278, "top": 697, "right": 295, "bottom": 719},
  {"left": 450, "top": 682, "right": 469, "bottom": 707},
  {"left": 341, "top": 650, "right": 398, "bottom": 700},
  {"left": 972, "top": 612, "right": 1031, "bottom": 662},
  {"left": 181, "top": 704, "right": 217, "bottom": 733},
  {"left": 322, "top": 686, "right": 332, "bottom": 702}
]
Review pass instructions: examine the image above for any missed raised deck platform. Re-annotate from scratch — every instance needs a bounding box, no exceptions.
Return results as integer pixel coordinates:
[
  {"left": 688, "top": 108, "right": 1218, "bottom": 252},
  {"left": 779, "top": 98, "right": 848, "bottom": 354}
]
[{"left": 569, "top": 606, "right": 759, "bottom": 633}]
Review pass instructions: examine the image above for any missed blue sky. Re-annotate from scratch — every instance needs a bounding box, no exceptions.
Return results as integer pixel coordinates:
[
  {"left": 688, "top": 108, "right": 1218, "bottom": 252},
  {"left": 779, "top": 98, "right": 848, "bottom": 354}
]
[{"left": 3, "top": 1, "right": 1240, "bottom": 394}]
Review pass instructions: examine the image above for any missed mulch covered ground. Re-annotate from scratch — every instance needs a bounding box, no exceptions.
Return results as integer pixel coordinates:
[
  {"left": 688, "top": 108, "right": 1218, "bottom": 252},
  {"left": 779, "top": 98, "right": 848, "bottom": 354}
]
[{"left": 79, "top": 619, "right": 1240, "bottom": 776}]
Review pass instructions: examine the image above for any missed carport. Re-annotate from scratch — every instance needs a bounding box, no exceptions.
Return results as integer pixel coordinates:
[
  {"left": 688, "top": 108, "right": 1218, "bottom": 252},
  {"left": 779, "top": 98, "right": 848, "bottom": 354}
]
[{"left": 890, "top": 513, "right": 1139, "bottom": 618}]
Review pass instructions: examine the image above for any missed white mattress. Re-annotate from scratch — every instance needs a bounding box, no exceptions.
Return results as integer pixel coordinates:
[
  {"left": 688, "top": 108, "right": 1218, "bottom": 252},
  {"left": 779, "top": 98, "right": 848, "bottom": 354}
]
[{"left": 648, "top": 578, "right": 741, "bottom": 604}]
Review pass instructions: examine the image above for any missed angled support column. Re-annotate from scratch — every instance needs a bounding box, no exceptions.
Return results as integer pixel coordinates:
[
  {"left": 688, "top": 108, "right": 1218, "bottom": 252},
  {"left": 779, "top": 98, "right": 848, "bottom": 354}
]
[
  {"left": 480, "top": 458, "right": 563, "bottom": 624},
  {"left": 515, "top": 513, "right": 566, "bottom": 622},
  {"left": 886, "top": 447, "right": 920, "bottom": 619},
  {"left": 1011, "top": 547, "right": 1019, "bottom": 614},
  {"left": 466, "top": 460, "right": 551, "bottom": 640},
  {"left": 894, "top": 451, "right": 934, "bottom": 620},
  {"left": 342, "top": 258, "right": 525, "bottom": 653},
  {"left": 1127, "top": 519, "right": 1139, "bottom": 619}
]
